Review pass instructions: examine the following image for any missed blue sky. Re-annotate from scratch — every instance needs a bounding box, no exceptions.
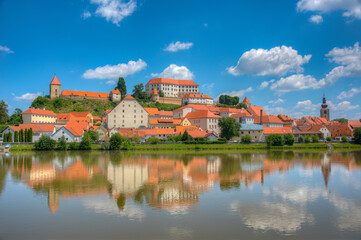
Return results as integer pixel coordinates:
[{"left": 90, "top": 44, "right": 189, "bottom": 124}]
[{"left": 0, "top": 0, "right": 361, "bottom": 119}]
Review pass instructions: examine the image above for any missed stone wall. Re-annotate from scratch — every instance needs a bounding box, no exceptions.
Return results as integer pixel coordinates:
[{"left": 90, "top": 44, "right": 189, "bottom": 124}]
[
  {"left": 157, "top": 97, "right": 182, "bottom": 105},
  {"left": 61, "top": 95, "right": 109, "bottom": 101}
]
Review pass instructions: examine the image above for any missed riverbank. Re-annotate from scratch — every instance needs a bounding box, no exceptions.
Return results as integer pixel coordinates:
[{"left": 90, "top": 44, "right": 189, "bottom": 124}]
[{"left": 6, "top": 142, "right": 360, "bottom": 152}]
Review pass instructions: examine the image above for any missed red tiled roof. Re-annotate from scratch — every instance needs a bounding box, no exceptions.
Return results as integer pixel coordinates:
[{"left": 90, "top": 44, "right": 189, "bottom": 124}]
[
  {"left": 230, "top": 110, "right": 253, "bottom": 118},
  {"left": 69, "top": 112, "right": 91, "bottom": 118},
  {"left": 175, "top": 104, "right": 210, "bottom": 111},
  {"left": 151, "top": 88, "right": 159, "bottom": 95},
  {"left": 9, "top": 124, "right": 55, "bottom": 132},
  {"left": 123, "top": 94, "right": 135, "bottom": 100},
  {"left": 118, "top": 128, "right": 145, "bottom": 139},
  {"left": 149, "top": 119, "right": 181, "bottom": 125},
  {"left": 62, "top": 90, "right": 109, "bottom": 98},
  {"left": 143, "top": 128, "right": 176, "bottom": 136},
  {"left": 159, "top": 111, "right": 173, "bottom": 116},
  {"left": 247, "top": 105, "right": 267, "bottom": 117},
  {"left": 146, "top": 78, "right": 198, "bottom": 86},
  {"left": 22, "top": 108, "right": 57, "bottom": 117},
  {"left": 185, "top": 110, "right": 221, "bottom": 119},
  {"left": 50, "top": 75, "right": 61, "bottom": 85},
  {"left": 182, "top": 93, "right": 212, "bottom": 99},
  {"left": 64, "top": 122, "right": 88, "bottom": 137},
  {"left": 263, "top": 127, "right": 293, "bottom": 134},
  {"left": 254, "top": 115, "right": 283, "bottom": 124},
  {"left": 218, "top": 108, "right": 243, "bottom": 113},
  {"left": 144, "top": 108, "right": 159, "bottom": 116},
  {"left": 111, "top": 89, "right": 121, "bottom": 94},
  {"left": 242, "top": 96, "right": 251, "bottom": 105}
]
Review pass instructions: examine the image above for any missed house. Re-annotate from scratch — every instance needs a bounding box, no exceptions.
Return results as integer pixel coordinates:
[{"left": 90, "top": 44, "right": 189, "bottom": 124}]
[
  {"left": 56, "top": 112, "right": 93, "bottom": 126},
  {"left": 182, "top": 93, "right": 214, "bottom": 106},
  {"left": 256, "top": 115, "right": 284, "bottom": 128},
  {"left": 263, "top": 127, "right": 293, "bottom": 141},
  {"left": 106, "top": 95, "right": 149, "bottom": 129},
  {"left": 143, "top": 128, "right": 176, "bottom": 140},
  {"left": 234, "top": 124, "right": 264, "bottom": 143},
  {"left": 91, "top": 125, "right": 109, "bottom": 141},
  {"left": 292, "top": 126, "right": 323, "bottom": 142},
  {"left": 145, "top": 78, "right": 199, "bottom": 98},
  {"left": 149, "top": 118, "right": 182, "bottom": 129},
  {"left": 2, "top": 124, "right": 56, "bottom": 142},
  {"left": 277, "top": 115, "right": 296, "bottom": 127},
  {"left": 247, "top": 105, "right": 267, "bottom": 117},
  {"left": 218, "top": 108, "right": 243, "bottom": 118},
  {"left": 230, "top": 110, "right": 254, "bottom": 124},
  {"left": 51, "top": 123, "right": 87, "bottom": 142},
  {"left": 185, "top": 110, "right": 221, "bottom": 134},
  {"left": 117, "top": 128, "right": 146, "bottom": 142},
  {"left": 173, "top": 104, "right": 210, "bottom": 118},
  {"left": 145, "top": 108, "right": 173, "bottom": 119},
  {"left": 22, "top": 108, "right": 57, "bottom": 124}
]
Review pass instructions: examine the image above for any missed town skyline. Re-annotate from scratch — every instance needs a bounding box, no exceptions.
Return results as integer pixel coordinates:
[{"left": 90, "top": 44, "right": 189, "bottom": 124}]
[{"left": 1, "top": 0, "right": 361, "bottom": 120}]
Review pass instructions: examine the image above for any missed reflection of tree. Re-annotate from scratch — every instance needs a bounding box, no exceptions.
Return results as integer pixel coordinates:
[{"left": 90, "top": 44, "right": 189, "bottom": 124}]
[
  {"left": 116, "top": 194, "right": 126, "bottom": 211},
  {"left": 355, "top": 151, "right": 361, "bottom": 166},
  {"left": 266, "top": 151, "right": 284, "bottom": 161},
  {"left": 220, "top": 180, "right": 240, "bottom": 191},
  {"left": 219, "top": 155, "right": 241, "bottom": 178},
  {"left": 0, "top": 160, "right": 8, "bottom": 196}
]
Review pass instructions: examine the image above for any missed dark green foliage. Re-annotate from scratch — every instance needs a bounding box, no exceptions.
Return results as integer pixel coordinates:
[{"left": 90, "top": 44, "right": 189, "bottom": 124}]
[
  {"left": 100, "top": 141, "right": 110, "bottom": 150},
  {"left": 218, "top": 138, "right": 227, "bottom": 143},
  {"left": 241, "top": 134, "right": 252, "bottom": 143},
  {"left": 110, "top": 133, "right": 125, "bottom": 150},
  {"left": 341, "top": 136, "right": 348, "bottom": 143},
  {"left": 132, "top": 83, "right": 148, "bottom": 100},
  {"left": 14, "top": 131, "right": 19, "bottom": 142},
  {"left": 304, "top": 135, "right": 311, "bottom": 143},
  {"left": 131, "top": 137, "right": 140, "bottom": 143},
  {"left": 7, "top": 108, "right": 23, "bottom": 125},
  {"left": 83, "top": 130, "right": 99, "bottom": 142},
  {"left": 194, "top": 137, "right": 206, "bottom": 142},
  {"left": 122, "top": 139, "right": 133, "bottom": 150},
  {"left": 159, "top": 90, "right": 164, "bottom": 97},
  {"left": 0, "top": 100, "right": 9, "bottom": 124},
  {"left": 354, "top": 128, "right": 361, "bottom": 144},
  {"left": 312, "top": 135, "right": 319, "bottom": 143},
  {"left": 8, "top": 132, "right": 12, "bottom": 142},
  {"left": 31, "top": 96, "right": 50, "bottom": 109},
  {"left": 57, "top": 136, "right": 67, "bottom": 150},
  {"left": 52, "top": 98, "right": 64, "bottom": 108},
  {"left": 34, "top": 135, "right": 56, "bottom": 150},
  {"left": 141, "top": 102, "right": 181, "bottom": 111},
  {"left": 79, "top": 134, "right": 92, "bottom": 150},
  {"left": 181, "top": 130, "right": 193, "bottom": 141},
  {"left": 219, "top": 95, "right": 239, "bottom": 106},
  {"left": 116, "top": 77, "right": 127, "bottom": 96},
  {"left": 28, "top": 128, "right": 33, "bottom": 142},
  {"left": 24, "top": 129, "right": 28, "bottom": 142},
  {"left": 236, "top": 103, "right": 248, "bottom": 109},
  {"left": 68, "top": 142, "right": 80, "bottom": 150},
  {"left": 266, "top": 134, "right": 284, "bottom": 147},
  {"left": 218, "top": 117, "right": 241, "bottom": 140},
  {"left": 167, "top": 134, "right": 182, "bottom": 142},
  {"left": 19, "top": 129, "right": 23, "bottom": 142},
  {"left": 147, "top": 137, "right": 160, "bottom": 144},
  {"left": 333, "top": 118, "right": 348, "bottom": 123},
  {"left": 284, "top": 133, "right": 295, "bottom": 146},
  {"left": 95, "top": 122, "right": 101, "bottom": 126},
  {"left": 326, "top": 136, "right": 332, "bottom": 142}
]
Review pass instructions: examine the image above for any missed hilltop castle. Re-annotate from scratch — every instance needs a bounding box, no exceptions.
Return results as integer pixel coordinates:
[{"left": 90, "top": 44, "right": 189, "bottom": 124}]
[{"left": 49, "top": 75, "right": 121, "bottom": 102}]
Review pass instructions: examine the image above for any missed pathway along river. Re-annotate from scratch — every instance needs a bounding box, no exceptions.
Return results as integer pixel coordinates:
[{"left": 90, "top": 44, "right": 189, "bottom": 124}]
[{"left": 1, "top": 150, "right": 361, "bottom": 240}]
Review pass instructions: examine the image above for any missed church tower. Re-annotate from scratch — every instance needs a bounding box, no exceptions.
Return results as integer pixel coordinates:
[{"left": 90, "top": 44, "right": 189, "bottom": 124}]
[
  {"left": 49, "top": 75, "right": 61, "bottom": 99},
  {"left": 320, "top": 94, "right": 330, "bottom": 120}
]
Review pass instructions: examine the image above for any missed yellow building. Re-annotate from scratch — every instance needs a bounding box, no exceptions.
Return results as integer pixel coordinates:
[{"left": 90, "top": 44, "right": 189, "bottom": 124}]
[{"left": 22, "top": 108, "right": 57, "bottom": 124}]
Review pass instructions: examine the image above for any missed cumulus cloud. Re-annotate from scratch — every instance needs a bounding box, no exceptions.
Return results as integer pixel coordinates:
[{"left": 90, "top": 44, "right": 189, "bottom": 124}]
[
  {"left": 82, "top": 59, "right": 146, "bottom": 79},
  {"left": 337, "top": 87, "right": 361, "bottom": 99},
  {"left": 268, "top": 98, "right": 285, "bottom": 105},
  {"left": 215, "top": 87, "right": 253, "bottom": 101},
  {"left": 13, "top": 92, "right": 42, "bottom": 101},
  {"left": 164, "top": 41, "right": 193, "bottom": 52},
  {"left": 201, "top": 83, "right": 215, "bottom": 94},
  {"left": 82, "top": 10, "right": 91, "bottom": 19},
  {"left": 297, "top": 0, "right": 361, "bottom": 19},
  {"left": 270, "top": 74, "right": 320, "bottom": 93},
  {"left": 330, "top": 101, "right": 359, "bottom": 112},
  {"left": 294, "top": 99, "right": 319, "bottom": 112},
  {"left": 0, "top": 45, "right": 14, "bottom": 54},
  {"left": 309, "top": 15, "right": 323, "bottom": 24},
  {"left": 106, "top": 80, "right": 116, "bottom": 85},
  {"left": 259, "top": 79, "right": 274, "bottom": 89},
  {"left": 90, "top": 0, "right": 137, "bottom": 26},
  {"left": 227, "top": 46, "right": 311, "bottom": 77},
  {"left": 151, "top": 64, "right": 194, "bottom": 80}
]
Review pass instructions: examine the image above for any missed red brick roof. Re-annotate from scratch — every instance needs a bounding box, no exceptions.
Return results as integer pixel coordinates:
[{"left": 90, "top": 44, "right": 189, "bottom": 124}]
[
  {"left": 22, "top": 108, "right": 57, "bottom": 117},
  {"left": 242, "top": 96, "right": 251, "bottom": 105},
  {"left": 182, "top": 93, "right": 212, "bottom": 99},
  {"left": 264, "top": 127, "right": 293, "bottom": 134},
  {"left": 111, "top": 89, "right": 121, "bottom": 94},
  {"left": 62, "top": 90, "right": 109, "bottom": 98},
  {"left": 146, "top": 78, "right": 198, "bottom": 86},
  {"left": 151, "top": 88, "right": 159, "bottom": 95},
  {"left": 247, "top": 105, "right": 267, "bottom": 117},
  {"left": 50, "top": 75, "right": 61, "bottom": 85},
  {"left": 9, "top": 124, "right": 55, "bottom": 132},
  {"left": 185, "top": 110, "right": 221, "bottom": 119},
  {"left": 175, "top": 104, "right": 210, "bottom": 111},
  {"left": 123, "top": 94, "right": 135, "bottom": 100}
]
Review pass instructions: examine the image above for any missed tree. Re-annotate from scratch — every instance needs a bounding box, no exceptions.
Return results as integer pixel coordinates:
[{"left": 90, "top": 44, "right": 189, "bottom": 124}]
[
  {"left": 132, "top": 83, "right": 148, "bottom": 100},
  {"left": 298, "top": 136, "right": 304, "bottom": 143},
  {"left": 218, "top": 95, "right": 239, "bottom": 106},
  {"left": 79, "top": 134, "right": 92, "bottom": 150},
  {"left": 24, "top": 129, "right": 28, "bottom": 142},
  {"left": 312, "top": 135, "right": 319, "bottom": 143},
  {"left": 30, "top": 96, "right": 49, "bottom": 109},
  {"left": 333, "top": 118, "right": 348, "bottom": 123},
  {"left": 236, "top": 103, "right": 248, "bottom": 109},
  {"left": 147, "top": 137, "right": 160, "bottom": 144},
  {"left": 19, "top": 129, "right": 24, "bottom": 142},
  {"left": 83, "top": 130, "right": 99, "bottom": 142},
  {"left": 341, "top": 136, "right": 348, "bottom": 143},
  {"left": 8, "top": 108, "right": 23, "bottom": 125},
  {"left": 218, "top": 117, "right": 241, "bottom": 140},
  {"left": 0, "top": 100, "right": 8, "bottom": 124},
  {"left": 57, "top": 136, "right": 67, "bottom": 150},
  {"left": 110, "top": 133, "right": 125, "bottom": 150},
  {"left": 159, "top": 90, "right": 164, "bottom": 97},
  {"left": 116, "top": 77, "right": 127, "bottom": 96},
  {"left": 326, "top": 136, "right": 332, "bottom": 142},
  {"left": 266, "top": 134, "right": 284, "bottom": 147},
  {"left": 354, "top": 128, "right": 361, "bottom": 144},
  {"left": 284, "top": 133, "right": 295, "bottom": 146},
  {"left": 241, "top": 134, "right": 252, "bottom": 143},
  {"left": 28, "top": 128, "right": 33, "bottom": 142},
  {"left": 304, "top": 135, "right": 311, "bottom": 143},
  {"left": 14, "top": 131, "right": 19, "bottom": 142},
  {"left": 34, "top": 135, "right": 56, "bottom": 150},
  {"left": 181, "top": 130, "right": 193, "bottom": 141}
]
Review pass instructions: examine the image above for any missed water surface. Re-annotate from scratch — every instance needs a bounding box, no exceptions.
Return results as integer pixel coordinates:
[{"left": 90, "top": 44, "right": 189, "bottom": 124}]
[{"left": 1, "top": 150, "right": 361, "bottom": 240}]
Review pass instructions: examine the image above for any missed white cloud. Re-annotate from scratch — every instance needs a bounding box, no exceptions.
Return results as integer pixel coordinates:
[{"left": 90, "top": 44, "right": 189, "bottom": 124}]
[
  {"left": 82, "top": 10, "right": 91, "bottom": 19},
  {"left": 151, "top": 64, "right": 194, "bottom": 80},
  {"left": 0, "top": 45, "right": 14, "bottom": 54},
  {"left": 201, "top": 83, "right": 215, "bottom": 94},
  {"left": 90, "top": 0, "right": 137, "bottom": 26},
  {"left": 294, "top": 99, "right": 319, "bottom": 112},
  {"left": 309, "top": 15, "right": 323, "bottom": 24},
  {"left": 268, "top": 98, "right": 285, "bottom": 105},
  {"left": 259, "top": 79, "right": 274, "bottom": 89},
  {"left": 164, "top": 41, "right": 193, "bottom": 52},
  {"left": 297, "top": 0, "right": 361, "bottom": 19},
  {"left": 227, "top": 46, "right": 311, "bottom": 77},
  {"left": 215, "top": 87, "right": 253, "bottom": 101},
  {"left": 270, "top": 74, "right": 319, "bottom": 93},
  {"left": 82, "top": 59, "right": 146, "bottom": 79},
  {"left": 106, "top": 80, "right": 116, "bottom": 85},
  {"left": 337, "top": 87, "right": 361, "bottom": 99},
  {"left": 330, "top": 101, "right": 359, "bottom": 112},
  {"left": 13, "top": 92, "right": 42, "bottom": 101}
]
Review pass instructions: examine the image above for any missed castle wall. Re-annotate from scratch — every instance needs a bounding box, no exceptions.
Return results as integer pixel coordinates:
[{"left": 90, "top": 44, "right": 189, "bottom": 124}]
[
  {"left": 50, "top": 85, "right": 61, "bottom": 100},
  {"left": 61, "top": 95, "right": 109, "bottom": 101},
  {"left": 157, "top": 97, "right": 182, "bottom": 105}
]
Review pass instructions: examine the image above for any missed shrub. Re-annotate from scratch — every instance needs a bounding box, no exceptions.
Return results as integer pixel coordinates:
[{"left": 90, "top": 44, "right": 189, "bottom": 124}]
[
  {"left": 110, "top": 133, "right": 125, "bottom": 150},
  {"left": 284, "top": 133, "right": 295, "bottom": 146},
  {"left": 341, "top": 136, "right": 348, "bottom": 143},
  {"left": 241, "top": 134, "right": 252, "bottom": 144},
  {"left": 304, "top": 135, "right": 311, "bottom": 143},
  {"left": 298, "top": 136, "right": 304, "bottom": 143},
  {"left": 131, "top": 137, "right": 140, "bottom": 143},
  {"left": 266, "top": 134, "right": 284, "bottom": 147},
  {"left": 326, "top": 136, "right": 332, "bottom": 142},
  {"left": 182, "top": 130, "right": 193, "bottom": 141},
  {"left": 34, "top": 135, "right": 56, "bottom": 150},
  {"left": 147, "top": 137, "right": 160, "bottom": 144},
  {"left": 57, "top": 136, "right": 67, "bottom": 150},
  {"left": 312, "top": 135, "right": 319, "bottom": 143},
  {"left": 122, "top": 139, "right": 133, "bottom": 150},
  {"left": 83, "top": 130, "right": 99, "bottom": 142},
  {"left": 194, "top": 137, "right": 206, "bottom": 142},
  {"left": 68, "top": 142, "right": 80, "bottom": 150},
  {"left": 14, "top": 131, "right": 19, "bottom": 142},
  {"left": 218, "top": 138, "right": 227, "bottom": 143},
  {"left": 79, "top": 134, "right": 92, "bottom": 150},
  {"left": 354, "top": 128, "right": 361, "bottom": 144},
  {"left": 100, "top": 141, "right": 110, "bottom": 150}
]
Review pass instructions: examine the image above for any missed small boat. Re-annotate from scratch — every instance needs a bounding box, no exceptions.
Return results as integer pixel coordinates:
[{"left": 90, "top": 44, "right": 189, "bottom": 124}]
[{"left": 4, "top": 144, "right": 10, "bottom": 152}]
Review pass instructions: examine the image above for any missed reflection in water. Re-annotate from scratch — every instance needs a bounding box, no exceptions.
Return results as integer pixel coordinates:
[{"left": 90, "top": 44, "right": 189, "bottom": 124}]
[{"left": 0, "top": 151, "right": 361, "bottom": 239}]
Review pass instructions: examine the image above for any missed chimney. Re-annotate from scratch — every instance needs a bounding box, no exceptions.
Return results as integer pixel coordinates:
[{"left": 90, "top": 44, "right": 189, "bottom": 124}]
[{"left": 260, "top": 110, "right": 263, "bottom": 125}]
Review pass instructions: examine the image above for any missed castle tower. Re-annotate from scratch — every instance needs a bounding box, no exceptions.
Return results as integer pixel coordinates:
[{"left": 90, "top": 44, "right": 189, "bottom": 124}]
[
  {"left": 150, "top": 87, "right": 159, "bottom": 102},
  {"left": 49, "top": 75, "right": 61, "bottom": 99},
  {"left": 320, "top": 94, "right": 330, "bottom": 120},
  {"left": 110, "top": 89, "right": 121, "bottom": 101},
  {"left": 242, "top": 96, "right": 251, "bottom": 108}
]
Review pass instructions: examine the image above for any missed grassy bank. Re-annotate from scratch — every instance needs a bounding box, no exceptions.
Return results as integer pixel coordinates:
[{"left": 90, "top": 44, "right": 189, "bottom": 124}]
[{"left": 331, "top": 143, "right": 361, "bottom": 149}]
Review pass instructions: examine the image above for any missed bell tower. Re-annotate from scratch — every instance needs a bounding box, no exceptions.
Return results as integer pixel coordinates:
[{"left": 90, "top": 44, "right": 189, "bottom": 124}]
[
  {"left": 49, "top": 75, "right": 61, "bottom": 99},
  {"left": 320, "top": 94, "right": 330, "bottom": 120}
]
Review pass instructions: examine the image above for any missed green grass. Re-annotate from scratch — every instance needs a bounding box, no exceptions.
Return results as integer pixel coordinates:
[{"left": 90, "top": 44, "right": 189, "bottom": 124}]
[
  {"left": 9, "top": 144, "right": 35, "bottom": 151},
  {"left": 331, "top": 143, "right": 361, "bottom": 149}
]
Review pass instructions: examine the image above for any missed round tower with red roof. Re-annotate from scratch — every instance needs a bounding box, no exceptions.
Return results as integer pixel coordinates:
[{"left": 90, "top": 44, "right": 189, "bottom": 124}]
[{"left": 49, "top": 75, "right": 61, "bottom": 99}]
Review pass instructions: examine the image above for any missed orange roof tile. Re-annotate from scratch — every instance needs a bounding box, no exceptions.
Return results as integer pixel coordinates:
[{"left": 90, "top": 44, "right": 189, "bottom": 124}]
[
  {"left": 123, "top": 94, "right": 135, "bottom": 100},
  {"left": 50, "top": 75, "right": 61, "bottom": 85},
  {"left": 230, "top": 110, "right": 253, "bottom": 118},
  {"left": 242, "top": 96, "right": 251, "bottom": 105},
  {"left": 218, "top": 108, "right": 243, "bottom": 113},
  {"left": 149, "top": 119, "right": 181, "bottom": 125},
  {"left": 144, "top": 108, "right": 159, "bottom": 116},
  {"left": 118, "top": 128, "right": 146, "bottom": 139},
  {"left": 64, "top": 122, "right": 88, "bottom": 137},
  {"left": 182, "top": 93, "right": 212, "bottom": 99},
  {"left": 263, "top": 127, "right": 293, "bottom": 134},
  {"left": 151, "top": 87, "right": 159, "bottom": 95},
  {"left": 185, "top": 110, "right": 221, "bottom": 119},
  {"left": 9, "top": 124, "right": 55, "bottom": 132},
  {"left": 22, "top": 108, "right": 57, "bottom": 117},
  {"left": 146, "top": 78, "right": 198, "bottom": 86},
  {"left": 143, "top": 128, "right": 176, "bottom": 136},
  {"left": 175, "top": 104, "right": 210, "bottom": 111},
  {"left": 111, "top": 89, "right": 121, "bottom": 94},
  {"left": 62, "top": 90, "right": 109, "bottom": 98},
  {"left": 247, "top": 105, "right": 267, "bottom": 117},
  {"left": 159, "top": 111, "right": 173, "bottom": 116}
]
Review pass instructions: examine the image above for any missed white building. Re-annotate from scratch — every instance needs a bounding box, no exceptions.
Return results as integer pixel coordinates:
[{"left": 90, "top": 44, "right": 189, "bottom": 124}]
[
  {"left": 106, "top": 95, "right": 149, "bottom": 129},
  {"left": 51, "top": 125, "right": 84, "bottom": 142},
  {"left": 145, "top": 78, "right": 199, "bottom": 98},
  {"left": 2, "top": 124, "right": 55, "bottom": 142},
  {"left": 182, "top": 93, "right": 214, "bottom": 105}
]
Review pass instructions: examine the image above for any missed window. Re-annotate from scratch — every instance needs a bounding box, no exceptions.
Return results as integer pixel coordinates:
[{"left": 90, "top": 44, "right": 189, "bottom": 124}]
[
  {"left": 114, "top": 120, "right": 116, "bottom": 123},
  {"left": 134, "top": 120, "right": 136, "bottom": 123},
  {"left": 114, "top": 115, "right": 116, "bottom": 118},
  {"left": 134, "top": 115, "right": 136, "bottom": 118},
  {"left": 134, "top": 110, "right": 136, "bottom": 113}
]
